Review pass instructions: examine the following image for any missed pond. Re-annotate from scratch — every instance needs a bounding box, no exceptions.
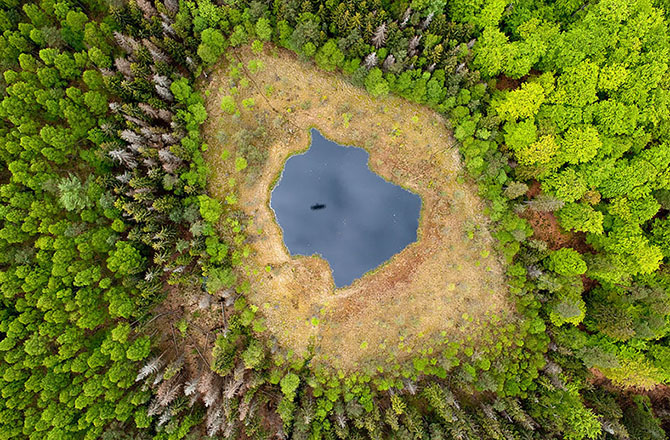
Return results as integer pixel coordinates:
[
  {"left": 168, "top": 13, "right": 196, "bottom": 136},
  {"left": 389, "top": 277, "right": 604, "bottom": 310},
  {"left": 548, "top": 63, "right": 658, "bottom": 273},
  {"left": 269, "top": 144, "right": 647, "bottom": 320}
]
[{"left": 270, "top": 129, "right": 422, "bottom": 287}]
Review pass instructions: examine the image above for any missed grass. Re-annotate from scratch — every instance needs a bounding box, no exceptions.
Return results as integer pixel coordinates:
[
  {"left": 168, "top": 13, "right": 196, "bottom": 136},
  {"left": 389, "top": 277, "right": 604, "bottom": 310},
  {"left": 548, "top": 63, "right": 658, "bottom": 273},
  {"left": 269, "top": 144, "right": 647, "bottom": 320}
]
[{"left": 200, "top": 46, "right": 515, "bottom": 371}]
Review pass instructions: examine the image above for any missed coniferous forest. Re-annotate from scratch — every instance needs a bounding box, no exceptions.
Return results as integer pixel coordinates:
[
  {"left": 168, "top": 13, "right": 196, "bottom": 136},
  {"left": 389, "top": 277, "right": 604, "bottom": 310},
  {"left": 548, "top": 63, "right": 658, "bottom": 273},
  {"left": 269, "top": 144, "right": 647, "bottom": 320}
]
[{"left": 1, "top": 0, "right": 670, "bottom": 439}]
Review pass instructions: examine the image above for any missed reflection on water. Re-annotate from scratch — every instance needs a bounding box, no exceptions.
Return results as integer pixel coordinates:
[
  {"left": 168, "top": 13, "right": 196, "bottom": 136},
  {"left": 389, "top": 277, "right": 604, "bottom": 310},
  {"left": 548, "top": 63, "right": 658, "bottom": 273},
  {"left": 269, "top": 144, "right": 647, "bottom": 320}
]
[{"left": 271, "top": 129, "right": 422, "bottom": 287}]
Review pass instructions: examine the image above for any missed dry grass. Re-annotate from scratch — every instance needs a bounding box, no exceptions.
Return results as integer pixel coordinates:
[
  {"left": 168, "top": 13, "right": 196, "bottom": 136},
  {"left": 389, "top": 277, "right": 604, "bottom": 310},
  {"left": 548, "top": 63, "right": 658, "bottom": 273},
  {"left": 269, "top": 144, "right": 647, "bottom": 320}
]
[{"left": 200, "top": 46, "right": 514, "bottom": 371}]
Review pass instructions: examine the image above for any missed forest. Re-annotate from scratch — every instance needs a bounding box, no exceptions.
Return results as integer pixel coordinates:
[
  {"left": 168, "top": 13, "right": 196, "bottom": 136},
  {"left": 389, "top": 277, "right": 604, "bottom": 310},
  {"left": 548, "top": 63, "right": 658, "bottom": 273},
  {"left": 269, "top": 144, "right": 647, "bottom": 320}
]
[{"left": 0, "top": 0, "right": 669, "bottom": 439}]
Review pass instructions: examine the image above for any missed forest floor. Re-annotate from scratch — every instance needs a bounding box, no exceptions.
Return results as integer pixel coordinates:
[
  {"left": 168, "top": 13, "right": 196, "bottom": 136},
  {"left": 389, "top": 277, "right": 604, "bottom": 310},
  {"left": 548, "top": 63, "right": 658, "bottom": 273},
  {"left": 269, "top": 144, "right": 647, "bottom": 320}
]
[{"left": 200, "top": 45, "right": 514, "bottom": 371}]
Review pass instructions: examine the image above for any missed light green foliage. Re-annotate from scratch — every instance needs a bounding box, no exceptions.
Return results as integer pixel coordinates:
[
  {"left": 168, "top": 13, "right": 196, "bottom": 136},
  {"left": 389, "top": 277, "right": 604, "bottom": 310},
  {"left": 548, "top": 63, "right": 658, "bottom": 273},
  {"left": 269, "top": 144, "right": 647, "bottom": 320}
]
[
  {"left": 315, "top": 39, "right": 345, "bottom": 72},
  {"left": 504, "top": 119, "right": 537, "bottom": 152},
  {"left": 58, "top": 175, "right": 92, "bottom": 211},
  {"left": 255, "top": 18, "right": 273, "bottom": 41},
  {"left": 450, "top": 0, "right": 505, "bottom": 28},
  {"left": 494, "top": 82, "right": 546, "bottom": 122},
  {"left": 549, "top": 293, "right": 586, "bottom": 327},
  {"left": 235, "top": 156, "right": 248, "bottom": 171},
  {"left": 544, "top": 168, "right": 588, "bottom": 203},
  {"left": 198, "top": 194, "right": 223, "bottom": 224},
  {"left": 546, "top": 248, "right": 587, "bottom": 277},
  {"left": 229, "top": 24, "right": 248, "bottom": 47},
  {"left": 557, "top": 203, "right": 604, "bottom": 234},
  {"left": 170, "top": 78, "right": 193, "bottom": 103},
  {"left": 126, "top": 336, "right": 151, "bottom": 361},
  {"left": 365, "top": 68, "right": 390, "bottom": 98},
  {"left": 251, "top": 39, "right": 264, "bottom": 54},
  {"left": 2, "top": 0, "right": 669, "bottom": 437},
  {"left": 242, "top": 97, "right": 255, "bottom": 108},
  {"left": 552, "top": 61, "right": 599, "bottom": 108},
  {"left": 248, "top": 59, "right": 264, "bottom": 73},
  {"left": 242, "top": 339, "right": 265, "bottom": 369},
  {"left": 473, "top": 27, "right": 508, "bottom": 77},
  {"left": 559, "top": 126, "right": 601, "bottom": 164},
  {"left": 198, "top": 28, "right": 226, "bottom": 65},
  {"left": 206, "top": 266, "right": 236, "bottom": 293},
  {"left": 598, "top": 64, "right": 629, "bottom": 91},
  {"left": 220, "top": 95, "right": 236, "bottom": 114},
  {"left": 107, "top": 242, "right": 145, "bottom": 276},
  {"left": 609, "top": 195, "right": 660, "bottom": 224},
  {"left": 280, "top": 372, "right": 300, "bottom": 401},
  {"left": 66, "top": 10, "right": 88, "bottom": 32},
  {"left": 516, "top": 134, "right": 559, "bottom": 166}
]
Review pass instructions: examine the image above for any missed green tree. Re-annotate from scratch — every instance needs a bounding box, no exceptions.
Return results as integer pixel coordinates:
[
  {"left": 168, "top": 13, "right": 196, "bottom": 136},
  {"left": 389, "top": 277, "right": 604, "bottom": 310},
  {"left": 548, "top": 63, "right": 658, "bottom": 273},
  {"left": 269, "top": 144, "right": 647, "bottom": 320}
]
[
  {"left": 58, "top": 175, "right": 92, "bottom": 212},
  {"left": 559, "top": 126, "right": 601, "bottom": 164},
  {"left": 107, "top": 242, "right": 145, "bottom": 276},
  {"left": 198, "top": 195, "right": 222, "bottom": 224},
  {"left": 364, "top": 68, "right": 389, "bottom": 98},
  {"left": 315, "top": 39, "right": 344, "bottom": 72},
  {"left": 197, "top": 28, "right": 226, "bottom": 65},
  {"left": 546, "top": 248, "right": 587, "bottom": 276},
  {"left": 280, "top": 372, "right": 300, "bottom": 401},
  {"left": 255, "top": 18, "right": 273, "bottom": 41},
  {"left": 557, "top": 203, "right": 604, "bottom": 234},
  {"left": 494, "top": 82, "right": 546, "bottom": 122}
]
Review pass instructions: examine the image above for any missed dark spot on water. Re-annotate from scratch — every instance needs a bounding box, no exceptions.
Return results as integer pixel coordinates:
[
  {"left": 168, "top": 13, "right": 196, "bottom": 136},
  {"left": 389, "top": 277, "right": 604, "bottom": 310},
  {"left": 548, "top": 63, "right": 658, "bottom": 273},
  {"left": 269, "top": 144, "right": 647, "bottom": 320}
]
[{"left": 270, "top": 129, "right": 421, "bottom": 287}]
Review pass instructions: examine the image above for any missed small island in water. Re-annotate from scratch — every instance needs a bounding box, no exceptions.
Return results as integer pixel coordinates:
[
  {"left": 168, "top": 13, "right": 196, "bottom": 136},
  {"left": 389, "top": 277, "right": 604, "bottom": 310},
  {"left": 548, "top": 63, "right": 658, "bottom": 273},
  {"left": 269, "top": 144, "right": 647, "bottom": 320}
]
[{"left": 271, "top": 129, "right": 422, "bottom": 287}]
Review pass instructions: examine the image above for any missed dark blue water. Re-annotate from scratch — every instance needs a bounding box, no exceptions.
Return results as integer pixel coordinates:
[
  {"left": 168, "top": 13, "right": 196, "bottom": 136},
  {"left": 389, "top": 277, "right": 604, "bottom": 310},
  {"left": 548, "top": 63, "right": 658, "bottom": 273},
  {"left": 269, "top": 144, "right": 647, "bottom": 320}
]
[{"left": 270, "top": 129, "right": 421, "bottom": 287}]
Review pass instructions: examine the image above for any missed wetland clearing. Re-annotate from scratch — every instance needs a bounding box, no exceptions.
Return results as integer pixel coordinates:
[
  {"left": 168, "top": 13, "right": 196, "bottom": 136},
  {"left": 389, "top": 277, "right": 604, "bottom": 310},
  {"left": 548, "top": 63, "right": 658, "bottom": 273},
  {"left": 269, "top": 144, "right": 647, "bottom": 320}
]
[{"left": 202, "top": 47, "right": 514, "bottom": 370}]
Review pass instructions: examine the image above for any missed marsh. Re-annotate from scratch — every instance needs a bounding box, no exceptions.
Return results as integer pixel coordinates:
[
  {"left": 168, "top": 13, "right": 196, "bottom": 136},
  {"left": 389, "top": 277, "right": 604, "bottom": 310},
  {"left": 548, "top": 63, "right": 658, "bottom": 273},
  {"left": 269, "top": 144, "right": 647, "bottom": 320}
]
[{"left": 271, "top": 129, "right": 422, "bottom": 287}]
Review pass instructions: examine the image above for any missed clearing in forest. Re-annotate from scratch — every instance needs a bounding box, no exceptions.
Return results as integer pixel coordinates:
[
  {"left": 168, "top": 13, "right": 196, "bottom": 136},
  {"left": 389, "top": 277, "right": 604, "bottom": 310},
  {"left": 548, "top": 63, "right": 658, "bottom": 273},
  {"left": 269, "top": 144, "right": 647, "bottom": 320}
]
[{"left": 201, "top": 46, "right": 514, "bottom": 371}]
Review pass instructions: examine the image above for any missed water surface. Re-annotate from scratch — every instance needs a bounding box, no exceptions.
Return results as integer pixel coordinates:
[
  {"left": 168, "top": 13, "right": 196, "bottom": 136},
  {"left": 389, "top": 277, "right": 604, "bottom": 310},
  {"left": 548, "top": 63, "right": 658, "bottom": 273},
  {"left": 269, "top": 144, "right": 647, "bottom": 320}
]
[{"left": 270, "top": 129, "right": 421, "bottom": 287}]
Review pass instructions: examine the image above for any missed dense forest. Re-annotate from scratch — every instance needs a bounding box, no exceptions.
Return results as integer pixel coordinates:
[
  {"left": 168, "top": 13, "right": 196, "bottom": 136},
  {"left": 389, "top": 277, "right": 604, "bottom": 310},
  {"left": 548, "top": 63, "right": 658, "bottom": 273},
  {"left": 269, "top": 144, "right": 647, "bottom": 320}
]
[{"left": 0, "top": 0, "right": 669, "bottom": 439}]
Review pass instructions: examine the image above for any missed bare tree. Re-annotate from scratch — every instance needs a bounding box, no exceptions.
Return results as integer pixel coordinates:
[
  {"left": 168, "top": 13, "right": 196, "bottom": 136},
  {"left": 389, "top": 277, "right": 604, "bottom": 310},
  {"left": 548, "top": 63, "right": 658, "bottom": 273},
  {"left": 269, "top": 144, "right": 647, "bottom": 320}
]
[
  {"left": 421, "top": 12, "right": 434, "bottom": 30},
  {"left": 136, "top": 0, "right": 157, "bottom": 18},
  {"left": 371, "top": 23, "right": 387, "bottom": 48},
  {"left": 400, "top": 7, "right": 411, "bottom": 28},
  {"left": 409, "top": 35, "right": 422, "bottom": 52},
  {"left": 158, "top": 108, "right": 174, "bottom": 122},
  {"left": 158, "top": 148, "right": 181, "bottom": 165},
  {"left": 120, "top": 129, "right": 144, "bottom": 145},
  {"left": 157, "top": 412, "right": 171, "bottom": 427},
  {"left": 404, "top": 380, "right": 417, "bottom": 395},
  {"left": 382, "top": 54, "right": 396, "bottom": 71},
  {"left": 199, "top": 373, "right": 219, "bottom": 407},
  {"left": 164, "top": 0, "right": 178, "bottom": 14},
  {"left": 161, "top": 21, "right": 177, "bottom": 37},
  {"left": 136, "top": 355, "right": 165, "bottom": 382},
  {"left": 113, "top": 32, "right": 139, "bottom": 54},
  {"left": 143, "top": 38, "right": 169, "bottom": 63},
  {"left": 152, "top": 74, "right": 171, "bottom": 89},
  {"left": 114, "top": 57, "right": 133, "bottom": 77},
  {"left": 155, "top": 84, "right": 174, "bottom": 102},
  {"left": 364, "top": 52, "right": 378, "bottom": 69},
  {"left": 206, "top": 407, "right": 224, "bottom": 437},
  {"left": 108, "top": 149, "right": 138, "bottom": 169},
  {"left": 156, "top": 380, "right": 182, "bottom": 407}
]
